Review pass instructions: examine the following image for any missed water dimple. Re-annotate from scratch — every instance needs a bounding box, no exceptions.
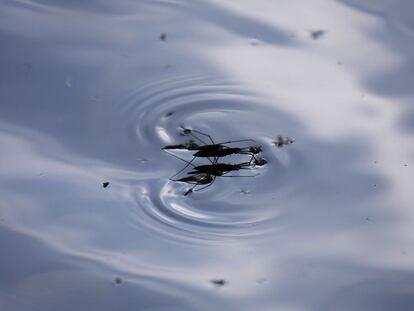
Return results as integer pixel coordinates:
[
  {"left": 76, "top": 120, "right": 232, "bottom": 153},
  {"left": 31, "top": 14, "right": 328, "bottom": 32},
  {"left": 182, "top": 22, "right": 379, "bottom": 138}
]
[{"left": 116, "top": 76, "right": 296, "bottom": 241}]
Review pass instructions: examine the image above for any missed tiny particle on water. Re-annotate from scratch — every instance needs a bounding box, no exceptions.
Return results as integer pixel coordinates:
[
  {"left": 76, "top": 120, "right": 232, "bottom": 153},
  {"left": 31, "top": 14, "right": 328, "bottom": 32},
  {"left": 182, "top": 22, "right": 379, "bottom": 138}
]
[
  {"left": 139, "top": 158, "right": 149, "bottom": 163},
  {"left": 248, "top": 38, "right": 261, "bottom": 46},
  {"left": 165, "top": 64, "right": 172, "bottom": 69},
  {"left": 337, "top": 60, "right": 343, "bottom": 65},
  {"left": 256, "top": 277, "right": 268, "bottom": 285},
  {"left": 114, "top": 277, "right": 122, "bottom": 285},
  {"left": 91, "top": 95, "right": 100, "bottom": 102},
  {"left": 404, "top": 163, "right": 408, "bottom": 167},
  {"left": 210, "top": 279, "right": 227, "bottom": 287},
  {"left": 23, "top": 62, "right": 32, "bottom": 70},
  {"left": 102, "top": 182, "right": 110, "bottom": 188},
  {"left": 310, "top": 30, "right": 325, "bottom": 40},
  {"left": 65, "top": 77, "right": 73, "bottom": 88},
  {"left": 240, "top": 189, "right": 251, "bottom": 195},
  {"left": 165, "top": 111, "right": 174, "bottom": 117},
  {"left": 160, "top": 33, "right": 167, "bottom": 41}
]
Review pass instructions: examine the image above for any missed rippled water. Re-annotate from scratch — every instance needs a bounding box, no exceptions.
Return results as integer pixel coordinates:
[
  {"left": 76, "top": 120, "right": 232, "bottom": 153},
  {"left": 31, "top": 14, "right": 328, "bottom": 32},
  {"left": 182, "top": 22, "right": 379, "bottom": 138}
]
[
  {"left": 118, "top": 75, "right": 297, "bottom": 240},
  {"left": 1, "top": 1, "right": 414, "bottom": 310}
]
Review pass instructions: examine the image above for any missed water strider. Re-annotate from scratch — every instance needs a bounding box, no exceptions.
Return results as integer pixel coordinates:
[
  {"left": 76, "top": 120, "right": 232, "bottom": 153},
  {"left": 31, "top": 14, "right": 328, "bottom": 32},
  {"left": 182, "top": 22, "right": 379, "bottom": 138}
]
[{"left": 163, "top": 128, "right": 267, "bottom": 195}]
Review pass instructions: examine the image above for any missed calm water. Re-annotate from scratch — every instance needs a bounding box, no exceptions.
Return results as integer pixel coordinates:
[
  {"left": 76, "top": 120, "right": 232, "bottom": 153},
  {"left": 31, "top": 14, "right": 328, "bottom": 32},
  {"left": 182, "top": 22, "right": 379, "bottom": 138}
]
[{"left": 1, "top": 1, "right": 414, "bottom": 310}]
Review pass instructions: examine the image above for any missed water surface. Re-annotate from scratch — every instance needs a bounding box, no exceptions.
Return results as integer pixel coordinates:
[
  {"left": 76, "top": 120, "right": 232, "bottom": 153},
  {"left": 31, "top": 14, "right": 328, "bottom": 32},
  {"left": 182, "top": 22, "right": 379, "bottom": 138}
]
[{"left": 1, "top": 0, "right": 414, "bottom": 310}]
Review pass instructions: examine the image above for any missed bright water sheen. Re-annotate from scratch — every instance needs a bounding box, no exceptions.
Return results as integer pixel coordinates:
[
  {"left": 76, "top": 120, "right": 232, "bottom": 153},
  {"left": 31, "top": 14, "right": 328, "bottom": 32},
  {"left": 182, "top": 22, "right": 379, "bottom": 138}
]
[{"left": 1, "top": 1, "right": 414, "bottom": 310}]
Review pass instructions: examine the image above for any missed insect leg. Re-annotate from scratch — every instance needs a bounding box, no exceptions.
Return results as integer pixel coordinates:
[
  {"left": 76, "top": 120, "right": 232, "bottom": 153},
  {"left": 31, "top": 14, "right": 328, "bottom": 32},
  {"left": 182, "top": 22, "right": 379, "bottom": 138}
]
[
  {"left": 180, "top": 126, "right": 211, "bottom": 146},
  {"left": 215, "top": 139, "right": 256, "bottom": 145},
  {"left": 190, "top": 129, "right": 215, "bottom": 145},
  {"left": 220, "top": 171, "right": 259, "bottom": 178},
  {"left": 170, "top": 156, "right": 197, "bottom": 179}
]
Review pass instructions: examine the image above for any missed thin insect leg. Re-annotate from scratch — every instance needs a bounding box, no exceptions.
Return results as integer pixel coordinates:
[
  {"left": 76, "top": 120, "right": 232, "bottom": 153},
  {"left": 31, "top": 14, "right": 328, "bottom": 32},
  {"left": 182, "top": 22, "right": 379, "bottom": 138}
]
[
  {"left": 170, "top": 156, "right": 197, "bottom": 179},
  {"left": 189, "top": 132, "right": 208, "bottom": 145},
  {"left": 190, "top": 129, "right": 215, "bottom": 145},
  {"left": 163, "top": 150, "right": 197, "bottom": 179},
  {"left": 180, "top": 125, "right": 209, "bottom": 145},
  {"left": 220, "top": 171, "right": 259, "bottom": 178},
  {"left": 164, "top": 149, "right": 196, "bottom": 165},
  {"left": 220, "top": 174, "right": 259, "bottom": 178},
  {"left": 240, "top": 152, "right": 259, "bottom": 165},
  {"left": 215, "top": 139, "right": 256, "bottom": 145}
]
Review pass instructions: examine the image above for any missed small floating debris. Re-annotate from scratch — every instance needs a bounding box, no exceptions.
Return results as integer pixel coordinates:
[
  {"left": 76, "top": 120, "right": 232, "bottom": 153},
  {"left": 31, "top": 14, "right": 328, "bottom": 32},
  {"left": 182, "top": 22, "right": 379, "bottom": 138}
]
[
  {"left": 210, "top": 279, "right": 227, "bottom": 287},
  {"left": 65, "top": 77, "right": 73, "bottom": 88},
  {"left": 165, "top": 111, "right": 174, "bottom": 117},
  {"left": 273, "top": 135, "right": 294, "bottom": 147},
  {"left": 113, "top": 277, "right": 122, "bottom": 285},
  {"left": 248, "top": 38, "right": 261, "bottom": 46},
  {"left": 102, "top": 182, "right": 110, "bottom": 188},
  {"left": 160, "top": 33, "right": 167, "bottom": 42},
  {"left": 310, "top": 30, "right": 325, "bottom": 40},
  {"left": 256, "top": 277, "right": 268, "bottom": 285},
  {"left": 23, "top": 62, "right": 32, "bottom": 71},
  {"left": 138, "top": 158, "right": 149, "bottom": 164}
]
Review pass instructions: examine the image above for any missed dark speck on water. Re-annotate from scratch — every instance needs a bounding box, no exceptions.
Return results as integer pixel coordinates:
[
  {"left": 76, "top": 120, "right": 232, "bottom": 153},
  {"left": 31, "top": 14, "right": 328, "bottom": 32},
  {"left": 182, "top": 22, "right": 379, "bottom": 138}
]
[
  {"left": 211, "top": 279, "right": 227, "bottom": 287},
  {"left": 160, "top": 33, "right": 167, "bottom": 41},
  {"left": 165, "top": 111, "right": 174, "bottom": 117},
  {"left": 114, "top": 277, "right": 122, "bottom": 285},
  {"left": 310, "top": 30, "right": 325, "bottom": 40},
  {"left": 102, "top": 182, "right": 110, "bottom": 188}
]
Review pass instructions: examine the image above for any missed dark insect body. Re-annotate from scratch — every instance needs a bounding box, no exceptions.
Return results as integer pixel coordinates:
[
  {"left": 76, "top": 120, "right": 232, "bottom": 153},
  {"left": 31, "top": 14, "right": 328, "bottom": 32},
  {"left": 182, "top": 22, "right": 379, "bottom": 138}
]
[
  {"left": 175, "top": 173, "right": 214, "bottom": 185},
  {"left": 192, "top": 145, "right": 262, "bottom": 158},
  {"left": 174, "top": 173, "right": 215, "bottom": 196}
]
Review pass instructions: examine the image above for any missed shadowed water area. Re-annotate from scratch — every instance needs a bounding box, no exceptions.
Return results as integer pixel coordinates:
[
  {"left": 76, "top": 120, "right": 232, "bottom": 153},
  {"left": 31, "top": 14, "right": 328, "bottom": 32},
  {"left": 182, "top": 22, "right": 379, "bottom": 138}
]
[{"left": 1, "top": 1, "right": 414, "bottom": 310}]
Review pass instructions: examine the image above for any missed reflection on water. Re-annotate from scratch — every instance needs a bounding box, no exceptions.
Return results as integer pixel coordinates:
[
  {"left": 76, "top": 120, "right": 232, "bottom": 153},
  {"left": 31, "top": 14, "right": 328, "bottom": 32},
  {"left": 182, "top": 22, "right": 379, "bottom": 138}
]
[{"left": 1, "top": 0, "right": 414, "bottom": 310}]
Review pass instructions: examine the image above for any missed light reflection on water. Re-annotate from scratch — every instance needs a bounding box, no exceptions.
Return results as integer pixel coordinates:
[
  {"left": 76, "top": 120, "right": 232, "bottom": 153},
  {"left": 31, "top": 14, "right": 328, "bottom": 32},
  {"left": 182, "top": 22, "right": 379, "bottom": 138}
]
[{"left": 1, "top": 0, "right": 414, "bottom": 310}]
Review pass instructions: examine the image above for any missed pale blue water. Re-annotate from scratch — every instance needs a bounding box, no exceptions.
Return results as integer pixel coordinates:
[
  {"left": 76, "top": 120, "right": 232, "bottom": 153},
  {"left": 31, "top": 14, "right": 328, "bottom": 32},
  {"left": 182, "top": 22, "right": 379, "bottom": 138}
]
[{"left": 1, "top": 1, "right": 414, "bottom": 310}]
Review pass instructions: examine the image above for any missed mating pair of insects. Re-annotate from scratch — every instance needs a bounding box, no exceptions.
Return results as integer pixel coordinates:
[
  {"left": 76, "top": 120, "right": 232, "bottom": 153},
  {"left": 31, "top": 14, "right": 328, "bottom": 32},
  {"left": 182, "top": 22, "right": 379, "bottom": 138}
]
[{"left": 162, "top": 127, "right": 267, "bottom": 195}]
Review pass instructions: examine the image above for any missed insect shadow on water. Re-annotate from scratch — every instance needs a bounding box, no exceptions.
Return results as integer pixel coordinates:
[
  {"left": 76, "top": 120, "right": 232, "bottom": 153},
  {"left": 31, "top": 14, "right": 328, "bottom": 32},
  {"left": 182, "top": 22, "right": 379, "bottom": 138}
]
[{"left": 162, "top": 127, "right": 267, "bottom": 195}]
